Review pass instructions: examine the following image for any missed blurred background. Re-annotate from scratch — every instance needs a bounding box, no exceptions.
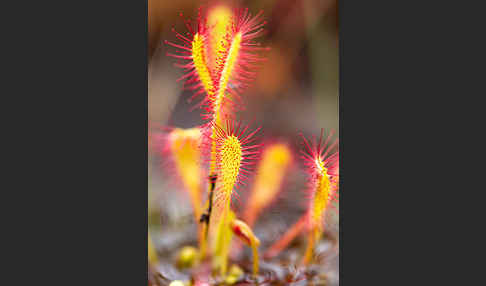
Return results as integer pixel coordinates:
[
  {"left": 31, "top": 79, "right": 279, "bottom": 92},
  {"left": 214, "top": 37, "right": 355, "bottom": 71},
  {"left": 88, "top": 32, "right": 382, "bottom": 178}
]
[{"left": 148, "top": 0, "right": 338, "bottom": 283}]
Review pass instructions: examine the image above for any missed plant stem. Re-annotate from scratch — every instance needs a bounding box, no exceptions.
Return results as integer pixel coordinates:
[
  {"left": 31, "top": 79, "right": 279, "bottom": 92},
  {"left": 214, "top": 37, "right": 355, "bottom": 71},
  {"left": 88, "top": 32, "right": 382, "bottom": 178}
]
[
  {"left": 199, "top": 174, "right": 216, "bottom": 260},
  {"left": 251, "top": 241, "right": 259, "bottom": 277},
  {"left": 302, "top": 227, "right": 322, "bottom": 265},
  {"left": 217, "top": 200, "right": 233, "bottom": 276},
  {"left": 202, "top": 106, "right": 225, "bottom": 263}
]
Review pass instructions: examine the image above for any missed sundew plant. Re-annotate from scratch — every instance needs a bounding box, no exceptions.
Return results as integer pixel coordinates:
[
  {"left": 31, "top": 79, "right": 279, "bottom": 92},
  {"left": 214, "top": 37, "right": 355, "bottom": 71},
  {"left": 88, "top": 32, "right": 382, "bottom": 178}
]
[{"left": 149, "top": 2, "right": 339, "bottom": 285}]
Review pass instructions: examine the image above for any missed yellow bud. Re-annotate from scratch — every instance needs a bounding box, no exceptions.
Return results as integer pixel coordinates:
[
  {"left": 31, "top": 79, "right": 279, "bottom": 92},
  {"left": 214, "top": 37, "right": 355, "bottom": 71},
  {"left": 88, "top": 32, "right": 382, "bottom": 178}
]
[
  {"left": 224, "top": 264, "right": 244, "bottom": 284},
  {"left": 176, "top": 246, "right": 198, "bottom": 269},
  {"left": 169, "top": 280, "right": 185, "bottom": 286}
]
